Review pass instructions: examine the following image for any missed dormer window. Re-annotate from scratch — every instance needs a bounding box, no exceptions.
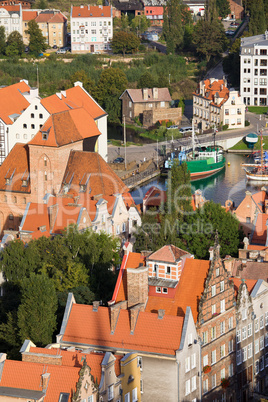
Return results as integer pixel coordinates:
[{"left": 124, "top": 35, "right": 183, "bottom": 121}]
[
  {"left": 63, "top": 184, "right": 69, "bottom": 194},
  {"left": 5, "top": 178, "right": 11, "bottom": 185},
  {"left": 80, "top": 184, "right": 86, "bottom": 192},
  {"left": 42, "top": 132, "right": 48, "bottom": 140},
  {"left": 162, "top": 287, "right": 168, "bottom": 294},
  {"left": 22, "top": 179, "right": 28, "bottom": 187}
]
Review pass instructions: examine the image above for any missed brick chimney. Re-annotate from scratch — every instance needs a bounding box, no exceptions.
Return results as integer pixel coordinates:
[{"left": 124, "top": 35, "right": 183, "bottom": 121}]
[
  {"left": 127, "top": 266, "right": 148, "bottom": 308},
  {"left": 41, "top": 373, "right": 50, "bottom": 390},
  {"left": 152, "top": 87, "right": 158, "bottom": 100},
  {"left": 110, "top": 301, "right": 127, "bottom": 334},
  {"left": 93, "top": 301, "right": 100, "bottom": 312},
  {"left": 143, "top": 88, "right": 148, "bottom": 101}
]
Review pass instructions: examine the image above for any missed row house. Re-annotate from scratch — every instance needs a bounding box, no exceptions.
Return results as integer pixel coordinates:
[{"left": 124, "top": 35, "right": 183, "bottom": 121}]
[
  {"left": 0, "top": 0, "right": 33, "bottom": 9},
  {"left": 0, "top": 339, "right": 138, "bottom": 401},
  {"left": 57, "top": 291, "right": 201, "bottom": 402},
  {"left": 32, "top": 10, "right": 67, "bottom": 48},
  {"left": 112, "top": 241, "right": 239, "bottom": 400},
  {"left": 240, "top": 32, "right": 268, "bottom": 106},
  {"left": 70, "top": 5, "right": 113, "bottom": 54},
  {"left": 233, "top": 278, "right": 268, "bottom": 401},
  {"left": 193, "top": 78, "right": 245, "bottom": 131},
  {"left": 0, "top": 80, "right": 108, "bottom": 163}
]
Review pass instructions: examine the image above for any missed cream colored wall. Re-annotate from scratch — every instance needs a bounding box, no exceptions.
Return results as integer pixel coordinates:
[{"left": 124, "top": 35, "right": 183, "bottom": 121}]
[
  {"left": 48, "top": 22, "right": 65, "bottom": 47},
  {"left": 222, "top": 91, "right": 245, "bottom": 129}
]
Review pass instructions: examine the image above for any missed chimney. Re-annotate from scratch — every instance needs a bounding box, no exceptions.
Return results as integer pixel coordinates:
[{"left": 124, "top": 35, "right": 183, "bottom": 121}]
[
  {"left": 143, "top": 88, "right": 148, "bottom": 101},
  {"left": 48, "top": 204, "right": 58, "bottom": 232},
  {"left": 41, "top": 373, "right": 50, "bottom": 390},
  {"left": 158, "top": 309, "right": 165, "bottom": 319},
  {"left": 110, "top": 301, "right": 127, "bottom": 334},
  {"left": 93, "top": 301, "right": 100, "bottom": 312},
  {"left": 243, "top": 237, "right": 249, "bottom": 250},
  {"left": 130, "top": 303, "right": 144, "bottom": 333},
  {"left": 74, "top": 81, "right": 83, "bottom": 88},
  {"left": 152, "top": 87, "right": 158, "bottom": 100},
  {"left": 127, "top": 266, "right": 148, "bottom": 308}
]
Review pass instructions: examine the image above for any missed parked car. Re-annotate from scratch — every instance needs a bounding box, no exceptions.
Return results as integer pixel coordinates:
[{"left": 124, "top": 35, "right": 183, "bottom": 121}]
[
  {"left": 56, "top": 48, "right": 67, "bottom": 54},
  {"left": 179, "top": 126, "right": 192, "bottom": 135},
  {"left": 52, "top": 45, "right": 58, "bottom": 49},
  {"left": 167, "top": 125, "right": 179, "bottom": 130},
  {"left": 113, "top": 157, "right": 124, "bottom": 164},
  {"left": 230, "top": 22, "right": 239, "bottom": 26}
]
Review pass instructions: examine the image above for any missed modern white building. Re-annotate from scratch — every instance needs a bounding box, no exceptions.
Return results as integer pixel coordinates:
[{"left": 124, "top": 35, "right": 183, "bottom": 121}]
[
  {"left": 240, "top": 32, "right": 268, "bottom": 107},
  {"left": 193, "top": 78, "right": 245, "bottom": 130},
  {"left": 70, "top": 5, "right": 113, "bottom": 54},
  {"left": 0, "top": 4, "right": 22, "bottom": 37}
]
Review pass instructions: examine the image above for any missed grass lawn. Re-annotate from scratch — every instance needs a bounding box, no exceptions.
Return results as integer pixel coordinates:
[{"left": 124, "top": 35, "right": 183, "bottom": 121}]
[
  {"left": 248, "top": 106, "right": 268, "bottom": 115},
  {"left": 110, "top": 139, "right": 143, "bottom": 147},
  {"left": 230, "top": 137, "right": 268, "bottom": 151}
]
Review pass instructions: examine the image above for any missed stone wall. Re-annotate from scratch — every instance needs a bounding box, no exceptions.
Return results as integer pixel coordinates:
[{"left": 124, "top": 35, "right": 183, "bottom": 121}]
[{"left": 143, "top": 107, "right": 182, "bottom": 127}]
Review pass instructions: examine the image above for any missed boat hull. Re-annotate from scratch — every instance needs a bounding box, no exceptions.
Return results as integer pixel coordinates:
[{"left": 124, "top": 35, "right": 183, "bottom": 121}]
[
  {"left": 246, "top": 171, "right": 268, "bottom": 181},
  {"left": 162, "top": 157, "right": 226, "bottom": 179}
]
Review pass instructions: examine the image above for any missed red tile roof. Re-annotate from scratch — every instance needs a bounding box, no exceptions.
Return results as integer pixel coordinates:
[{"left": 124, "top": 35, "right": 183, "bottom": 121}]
[
  {"left": 48, "top": 12, "right": 67, "bottom": 23},
  {"left": 72, "top": 5, "right": 111, "bottom": 18},
  {"left": 0, "top": 360, "right": 81, "bottom": 402},
  {"left": 35, "top": 12, "right": 54, "bottom": 23},
  {"left": 231, "top": 278, "right": 257, "bottom": 297},
  {"left": 0, "top": 143, "right": 30, "bottom": 193},
  {"left": 20, "top": 202, "right": 50, "bottom": 234},
  {"left": 62, "top": 304, "right": 184, "bottom": 356},
  {"left": 0, "top": 81, "right": 30, "bottom": 125},
  {"left": 0, "top": 5, "right": 20, "bottom": 11},
  {"left": 22, "top": 10, "right": 38, "bottom": 20},
  {"left": 148, "top": 245, "right": 189, "bottom": 263},
  {"left": 247, "top": 245, "right": 268, "bottom": 250},
  {"left": 41, "top": 85, "right": 106, "bottom": 120},
  {"left": 61, "top": 151, "right": 128, "bottom": 197},
  {"left": 112, "top": 252, "right": 146, "bottom": 303},
  {"left": 29, "top": 109, "right": 100, "bottom": 147},
  {"left": 230, "top": 260, "right": 268, "bottom": 280},
  {"left": 194, "top": 79, "right": 229, "bottom": 107},
  {"left": 251, "top": 213, "right": 268, "bottom": 245}
]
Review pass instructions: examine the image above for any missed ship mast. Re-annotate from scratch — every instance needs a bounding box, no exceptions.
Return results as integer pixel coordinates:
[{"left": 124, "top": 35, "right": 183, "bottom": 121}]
[
  {"left": 192, "top": 119, "right": 195, "bottom": 157},
  {"left": 261, "top": 130, "right": 263, "bottom": 171}
]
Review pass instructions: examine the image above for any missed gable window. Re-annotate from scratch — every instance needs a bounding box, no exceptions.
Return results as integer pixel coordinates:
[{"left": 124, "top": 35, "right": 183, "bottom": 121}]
[
  {"left": 31, "top": 113, "right": 34, "bottom": 118},
  {"left": 116, "top": 225, "right": 120, "bottom": 235},
  {"left": 188, "top": 333, "right": 193, "bottom": 346},
  {"left": 153, "top": 264, "right": 158, "bottom": 272},
  {"left": 242, "top": 308, "right": 247, "bottom": 320},
  {"left": 108, "top": 385, "right": 114, "bottom": 401},
  {"left": 44, "top": 171, "right": 47, "bottom": 181},
  {"left": 156, "top": 287, "right": 161, "bottom": 293},
  {"left": 122, "top": 222, "right": 126, "bottom": 232},
  {"left": 220, "top": 299, "right": 225, "bottom": 313},
  {"left": 191, "top": 353, "right": 196, "bottom": 368},
  {"left": 162, "top": 287, "right": 168, "bottom": 294},
  {"left": 39, "top": 113, "right": 43, "bottom": 118},
  {"left": 220, "top": 281, "right": 224, "bottom": 292},
  {"left": 216, "top": 267, "right": 219, "bottom": 277},
  {"left": 31, "top": 124, "right": 35, "bottom": 129},
  {"left": 166, "top": 266, "right": 171, "bottom": 274},
  {"left": 23, "top": 123, "right": 27, "bottom": 129}
]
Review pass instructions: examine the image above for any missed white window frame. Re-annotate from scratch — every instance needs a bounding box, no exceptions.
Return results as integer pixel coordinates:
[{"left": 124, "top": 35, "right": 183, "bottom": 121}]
[{"left": 220, "top": 299, "right": 225, "bottom": 313}]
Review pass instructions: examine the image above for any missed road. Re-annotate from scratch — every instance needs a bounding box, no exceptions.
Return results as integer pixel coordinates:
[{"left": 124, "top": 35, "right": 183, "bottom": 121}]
[{"left": 108, "top": 113, "right": 268, "bottom": 164}]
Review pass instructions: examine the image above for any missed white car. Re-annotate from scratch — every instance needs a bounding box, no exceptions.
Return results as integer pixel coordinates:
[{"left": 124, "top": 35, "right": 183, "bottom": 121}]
[{"left": 56, "top": 48, "right": 67, "bottom": 54}]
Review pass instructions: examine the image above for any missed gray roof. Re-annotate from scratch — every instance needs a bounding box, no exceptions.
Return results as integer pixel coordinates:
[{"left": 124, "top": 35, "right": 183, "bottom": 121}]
[
  {"left": 121, "top": 88, "right": 172, "bottom": 103},
  {"left": 148, "top": 277, "right": 178, "bottom": 288},
  {"left": 241, "top": 32, "right": 268, "bottom": 47},
  {"left": 0, "top": 386, "right": 45, "bottom": 399}
]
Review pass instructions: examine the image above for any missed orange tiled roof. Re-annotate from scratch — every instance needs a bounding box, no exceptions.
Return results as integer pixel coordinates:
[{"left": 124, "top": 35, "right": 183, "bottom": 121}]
[
  {"left": 62, "top": 304, "right": 184, "bottom": 356},
  {"left": 29, "top": 109, "right": 100, "bottom": 147},
  {"left": 113, "top": 252, "right": 146, "bottom": 303},
  {"left": 231, "top": 278, "right": 257, "bottom": 297},
  {"left": 0, "top": 143, "right": 30, "bottom": 193},
  {"left": 0, "top": 5, "right": 20, "bottom": 11},
  {"left": 35, "top": 12, "right": 54, "bottom": 23},
  {"left": 0, "top": 81, "right": 30, "bottom": 125},
  {"left": 251, "top": 213, "right": 268, "bottom": 245},
  {"left": 48, "top": 12, "right": 67, "bottom": 23},
  {"left": 171, "top": 258, "right": 210, "bottom": 321},
  {"left": 147, "top": 244, "right": 189, "bottom": 263},
  {"left": 61, "top": 151, "right": 128, "bottom": 197},
  {"left": 22, "top": 10, "right": 38, "bottom": 20},
  {"left": 72, "top": 5, "right": 111, "bottom": 18},
  {"left": 41, "top": 86, "right": 106, "bottom": 120},
  {"left": 0, "top": 360, "right": 81, "bottom": 402},
  {"left": 194, "top": 79, "right": 229, "bottom": 108},
  {"left": 20, "top": 202, "right": 50, "bottom": 235},
  {"left": 247, "top": 245, "right": 268, "bottom": 250}
]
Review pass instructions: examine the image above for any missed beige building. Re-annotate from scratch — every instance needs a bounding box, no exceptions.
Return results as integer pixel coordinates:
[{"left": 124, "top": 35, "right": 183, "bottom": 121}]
[
  {"left": 22, "top": 9, "right": 67, "bottom": 47},
  {"left": 193, "top": 78, "right": 245, "bottom": 131},
  {"left": 120, "top": 88, "right": 182, "bottom": 127}
]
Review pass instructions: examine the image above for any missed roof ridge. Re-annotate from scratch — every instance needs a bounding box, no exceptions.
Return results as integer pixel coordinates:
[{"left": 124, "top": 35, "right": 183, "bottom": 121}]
[{"left": 51, "top": 114, "right": 59, "bottom": 147}]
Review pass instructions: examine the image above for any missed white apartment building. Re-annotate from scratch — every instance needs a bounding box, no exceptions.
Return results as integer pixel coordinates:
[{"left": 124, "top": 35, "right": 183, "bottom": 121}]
[
  {"left": 240, "top": 32, "right": 268, "bottom": 107},
  {"left": 193, "top": 78, "right": 245, "bottom": 130},
  {"left": 0, "top": 4, "right": 22, "bottom": 37},
  {"left": 70, "top": 5, "right": 113, "bottom": 54}
]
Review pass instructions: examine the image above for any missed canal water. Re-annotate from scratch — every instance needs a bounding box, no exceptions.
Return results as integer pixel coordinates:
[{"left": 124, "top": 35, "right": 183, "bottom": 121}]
[{"left": 131, "top": 152, "right": 267, "bottom": 208}]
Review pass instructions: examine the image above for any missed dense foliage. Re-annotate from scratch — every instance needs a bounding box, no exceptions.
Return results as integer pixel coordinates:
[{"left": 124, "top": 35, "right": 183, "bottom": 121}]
[
  {"left": 111, "top": 31, "right": 140, "bottom": 57},
  {"left": 26, "top": 20, "right": 47, "bottom": 56},
  {"left": 135, "top": 163, "right": 243, "bottom": 259},
  {"left": 0, "top": 228, "right": 120, "bottom": 357}
]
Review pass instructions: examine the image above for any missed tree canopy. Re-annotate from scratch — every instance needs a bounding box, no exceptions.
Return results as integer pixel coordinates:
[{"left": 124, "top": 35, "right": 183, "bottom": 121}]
[
  {"left": 248, "top": 0, "right": 266, "bottom": 35},
  {"left": 111, "top": 31, "right": 140, "bottom": 57},
  {"left": 216, "top": 0, "right": 231, "bottom": 18},
  {"left": 6, "top": 31, "right": 24, "bottom": 56},
  {"left": 162, "top": 0, "right": 184, "bottom": 54},
  {"left": 26, "top": 19, "right": 47, "bottom": 55}
]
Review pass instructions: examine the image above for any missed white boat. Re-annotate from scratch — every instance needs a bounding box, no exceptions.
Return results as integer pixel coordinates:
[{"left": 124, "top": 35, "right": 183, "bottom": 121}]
[{"left": 244, "top": 131, "right": 268, "bottom": 181}]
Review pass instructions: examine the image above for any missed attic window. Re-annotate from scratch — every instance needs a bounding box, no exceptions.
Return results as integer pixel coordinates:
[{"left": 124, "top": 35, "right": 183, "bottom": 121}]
[
  {"left": 5, "top": 178, "right": 11, "bottom": 185},
  {"left": 39, "top": 225, "right": 46, "bottom": 232},
  {"left": 42, "top": 132, "right": 48, "bottom": 140},
  {"left": 80, "top": 184, "right": 86, "bottom": 192},
  {"left": 22, "top": 179, "right": 28, "bottom": 187},
  {"left": 101, "top": 12, "right": 104, "bottom": 15},
  {"left": 58, "top": 393, "right": 70, "bottom": 402},
  {"left": 63, "top": 184, "right": 69, "bottom": 194},
  {"left": 162, "top": 288, "right": 168, "bottom": 294},
  {"left": 128, "top": 375, "right": 134, "bottom": 384}
]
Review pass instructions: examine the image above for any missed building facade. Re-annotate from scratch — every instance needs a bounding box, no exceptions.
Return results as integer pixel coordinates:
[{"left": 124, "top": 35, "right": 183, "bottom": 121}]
[
  {"left": 70, "top": 5, "right": 113, "bottom": 54},
  {"left": 0, "top": 4, "right": 22, "bottom": 37},
  {"left": 193, "top": 78, "right": 245, "bottom": 130},
  {"left": 240, "top": 32, "right": 268, "bottom": 107}
]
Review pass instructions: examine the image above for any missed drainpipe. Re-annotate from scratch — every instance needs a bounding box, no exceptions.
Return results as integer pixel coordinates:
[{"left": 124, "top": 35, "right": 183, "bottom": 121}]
[
  {"left": 177, "top": 360, "right": 180, "bottom": 402},
  {"left": 252, "top": 312, "right": 256, "bottom": 392}
]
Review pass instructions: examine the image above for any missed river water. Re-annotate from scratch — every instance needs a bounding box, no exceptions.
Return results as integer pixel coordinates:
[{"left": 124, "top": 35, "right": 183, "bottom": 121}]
[{"left": 131, "top": 153, "right": 267, "bottom": 208}]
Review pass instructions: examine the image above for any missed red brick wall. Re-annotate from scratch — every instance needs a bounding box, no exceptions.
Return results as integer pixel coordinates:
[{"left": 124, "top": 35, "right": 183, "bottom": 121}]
[
  {"left": 22, "top": 353, "right": 62, "bottom": 365},
  {"left": 127, "top": 267, "right": 148, "bottom": 308}
]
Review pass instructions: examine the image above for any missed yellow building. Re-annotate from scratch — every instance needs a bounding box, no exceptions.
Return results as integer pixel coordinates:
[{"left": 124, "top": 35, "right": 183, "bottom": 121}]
[{"left": 120, "top": 353, "right": 142, "bottom": 402}]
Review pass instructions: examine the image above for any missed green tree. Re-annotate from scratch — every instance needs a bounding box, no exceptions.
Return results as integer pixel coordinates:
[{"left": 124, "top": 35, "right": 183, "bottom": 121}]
[
  {"left": 70, "top": 70, "right": 96, "bottom": 96},
  {"left": 26, "top": 19, "right": 47, "bottom": 56},
  {"left": 180, "top": 201, "right": 243, "bottom": 259},
  {"left": 17, "top": 274, "right": 57, "bottom": 345},
  {"left": 6, "top": 31, "right": 24, "bottom": 56},
  {"left": 192, "top": 19, "right": 227, "bottom": 62},
  {"left": 216, "top": 0, "right": 231, "bottom": 18},
  {"left": 95, "top": 67, "right": 128, "bottom": 122},
  {"left": 0, "top": 311, "right": 21, "bottom": 359},
  {"left": 131, "top": 15, "right": 151, "bottom": 35},
  {"left": 137, "top": 71, "right": 156, "bottom": 88},
  {"left": 121, "top": 13, "right": 130, "bottom": 31},
  {"left": 162, "top": 0, "right": 184, "bottom": 54},
  {"left": 248, "top": 0, "right": 266, "bottom": 35},
  {"left": 111, "top": 31, "right": 140, "bottom": 57},
  {"left": 0, "top": 26, "right": 6, "bottom": 55},
  {"left": 36, "top": 0, "right": 47, "bottom": 9}
]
